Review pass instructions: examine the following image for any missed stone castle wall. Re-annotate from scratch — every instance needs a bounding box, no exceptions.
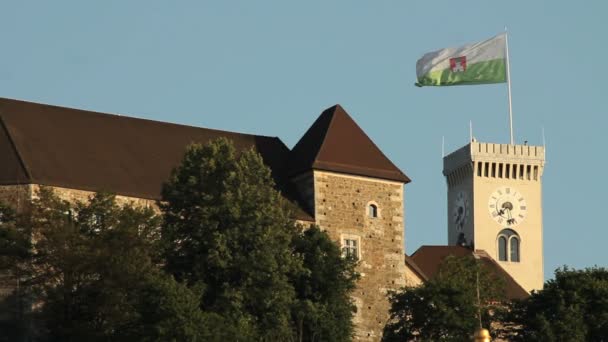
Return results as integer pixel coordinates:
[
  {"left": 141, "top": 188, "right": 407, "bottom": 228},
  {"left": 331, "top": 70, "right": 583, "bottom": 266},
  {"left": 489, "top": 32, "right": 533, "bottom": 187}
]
[
  {"left": 0, "top": 184, "right": 32, "bottom": 212},
  {"left": 1, "top": 177, "right": 419, "bottom": 341},
  {"left": 312, "top": 170, "right": 409, "bottom": 341},
  {"left": 0, "top": 184, "right": 157, "bottom": 212}
]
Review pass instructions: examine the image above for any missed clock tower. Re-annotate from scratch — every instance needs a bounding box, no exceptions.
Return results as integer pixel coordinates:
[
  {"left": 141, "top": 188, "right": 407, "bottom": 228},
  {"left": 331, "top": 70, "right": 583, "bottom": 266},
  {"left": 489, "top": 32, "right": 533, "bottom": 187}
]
[{"left": 443, "top": 140, "right": 545, "bottom": 292}]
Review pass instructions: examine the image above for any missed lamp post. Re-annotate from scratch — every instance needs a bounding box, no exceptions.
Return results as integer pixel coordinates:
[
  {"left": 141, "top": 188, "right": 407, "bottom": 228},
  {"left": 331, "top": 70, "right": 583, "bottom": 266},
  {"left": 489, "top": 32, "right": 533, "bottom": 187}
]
[
  {"left": 473, "top": 262, "right": 491, "bottom": 341},
  {"left": 474, "top": 328, "right": 491, "bottom": 342}
]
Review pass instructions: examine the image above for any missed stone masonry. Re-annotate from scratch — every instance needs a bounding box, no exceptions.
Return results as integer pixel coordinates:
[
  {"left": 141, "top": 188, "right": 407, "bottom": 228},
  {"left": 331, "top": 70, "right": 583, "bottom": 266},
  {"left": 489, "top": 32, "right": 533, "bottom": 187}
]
[
  {"left": 0, "top": 175, "right": 418, "bottom": 342},
  {"left": 313, "top": 170, "right": 410, "bottom": 341}
]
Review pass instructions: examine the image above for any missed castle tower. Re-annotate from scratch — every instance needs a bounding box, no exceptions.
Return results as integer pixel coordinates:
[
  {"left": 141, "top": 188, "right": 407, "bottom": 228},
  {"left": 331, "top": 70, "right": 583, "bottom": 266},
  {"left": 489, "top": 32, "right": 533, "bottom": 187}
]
[
  {"left": 288, "top": 105, "right": 417, "bottom": 341},
  {"left": 443, "top": 141, "right": 545, "bottom": 292}
]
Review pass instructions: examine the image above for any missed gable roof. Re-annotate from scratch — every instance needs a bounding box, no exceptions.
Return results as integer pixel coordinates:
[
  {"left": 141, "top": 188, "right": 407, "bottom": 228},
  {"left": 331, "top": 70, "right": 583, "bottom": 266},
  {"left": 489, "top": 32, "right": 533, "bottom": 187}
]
[
  {"left": 411, "top": 245, "right": 529, "bottom": 300},
  {"left": 0, "top": 97, "right": 313, "bottom": 221},
  {"left": 404, "top": 254, "right": 428, "bottom": 281},
  {"left": 288, "top": 105, "right": 410, "bottom": 183}
]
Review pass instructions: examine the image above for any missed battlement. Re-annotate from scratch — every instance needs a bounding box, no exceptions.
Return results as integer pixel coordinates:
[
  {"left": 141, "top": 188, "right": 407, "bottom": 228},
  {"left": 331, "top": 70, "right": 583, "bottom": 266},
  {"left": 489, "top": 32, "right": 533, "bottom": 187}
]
[{"left": 443, "top": 141, "right": 545, "bottom": 177}]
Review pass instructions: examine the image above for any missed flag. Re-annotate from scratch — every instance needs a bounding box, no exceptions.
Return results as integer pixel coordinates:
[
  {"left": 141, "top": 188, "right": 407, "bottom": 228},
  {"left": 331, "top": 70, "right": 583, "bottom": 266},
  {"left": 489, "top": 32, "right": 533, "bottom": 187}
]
[{"left": 416, "top": 33, "right": 507, "bottom": 87}]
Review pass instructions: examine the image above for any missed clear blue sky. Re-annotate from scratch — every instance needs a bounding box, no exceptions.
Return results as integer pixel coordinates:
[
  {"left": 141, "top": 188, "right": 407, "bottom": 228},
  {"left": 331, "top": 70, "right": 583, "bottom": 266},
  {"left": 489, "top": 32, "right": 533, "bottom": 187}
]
[{"left": 1, "top": 1, "right": 606, "bottom": 279}]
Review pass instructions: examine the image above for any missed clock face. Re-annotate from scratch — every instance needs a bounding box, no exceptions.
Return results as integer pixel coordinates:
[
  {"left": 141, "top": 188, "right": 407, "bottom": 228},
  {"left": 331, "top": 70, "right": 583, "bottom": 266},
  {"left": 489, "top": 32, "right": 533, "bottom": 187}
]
[
  {"left": 488, "top": 186, "right": 527, "bottom": 227},
  {"left": 452, "top": 191, "right": 470, "bottom": 231}
]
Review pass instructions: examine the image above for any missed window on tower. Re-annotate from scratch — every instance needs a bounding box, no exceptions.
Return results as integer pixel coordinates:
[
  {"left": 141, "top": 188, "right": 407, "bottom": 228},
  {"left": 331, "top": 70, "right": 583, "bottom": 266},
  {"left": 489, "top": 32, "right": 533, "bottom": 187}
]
[
  {"left": 368, "top": 204, "right": 378, "bottom": 218},
  {"left": 498, "top": 236, "right": 507, "bottom": 261},
  {"left": 510, "top": 236, "right": 520, "bottom": 262},
  {"left": 497, "top": 229, "right": 520, "bottom": 263},
  {"left": 342, "top": 238, "right": 359, "bottom": 260}
]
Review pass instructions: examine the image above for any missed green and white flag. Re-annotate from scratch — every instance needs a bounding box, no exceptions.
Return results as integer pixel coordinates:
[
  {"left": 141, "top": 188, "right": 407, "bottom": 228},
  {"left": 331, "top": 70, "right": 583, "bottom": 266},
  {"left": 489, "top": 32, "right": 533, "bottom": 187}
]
[{"left": 416, "top": 33, "right": 507, "bottom": 87}]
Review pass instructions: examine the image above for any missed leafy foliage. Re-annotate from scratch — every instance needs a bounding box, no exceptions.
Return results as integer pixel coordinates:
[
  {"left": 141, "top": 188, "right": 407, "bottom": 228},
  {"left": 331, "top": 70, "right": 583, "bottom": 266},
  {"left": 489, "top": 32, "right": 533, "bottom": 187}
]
[
  {"left": 0, "top": 138, "right": 359, "bottom": 341},
  {"left": 382, "top": 255, "right": 507, "bottom": 342},
  {"left": 0, "top": 188, "right": 212, "bottom": 341},
  {"left": 291, "top": 226, "right": 359, "bottom": 342},
  {"left": 160, "top": 138, "right": 300, "bottom": 340},
  {"left": 507, "top": 266, "right": 608, "bottom": 341}
]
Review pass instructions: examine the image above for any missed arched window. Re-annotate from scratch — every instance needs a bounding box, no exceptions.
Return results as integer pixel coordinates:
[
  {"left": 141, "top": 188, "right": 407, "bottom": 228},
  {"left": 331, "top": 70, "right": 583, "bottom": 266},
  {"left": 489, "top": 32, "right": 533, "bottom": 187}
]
[
  {"left": 497, "top": 229, "right": 520, "bottom": 263},
  {"left": 498, "top": 236, "right": 507, "bottom": 261},
  {"left": 368, "top": 204, "right": 378, "bottom": 218},
  {"left": 510, "top": 236, "right": 520, "bottom": 262}
]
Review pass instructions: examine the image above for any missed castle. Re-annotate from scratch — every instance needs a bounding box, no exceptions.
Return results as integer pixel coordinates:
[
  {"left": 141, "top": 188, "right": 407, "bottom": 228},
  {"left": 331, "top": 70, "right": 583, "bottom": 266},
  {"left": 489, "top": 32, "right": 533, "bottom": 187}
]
[{"left": 0, "top": 97, "right": 544, "bottom": 341}]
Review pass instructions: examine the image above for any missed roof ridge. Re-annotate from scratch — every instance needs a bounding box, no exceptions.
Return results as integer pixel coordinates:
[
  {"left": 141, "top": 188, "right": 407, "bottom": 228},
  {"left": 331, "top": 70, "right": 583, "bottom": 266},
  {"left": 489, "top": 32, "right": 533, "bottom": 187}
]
[
  {"left": 311, "top": 104, "right": 340, "bottom": 166},
  {"left": 0, "top": 97, "right": 281, "bottom": 140},
  {"left": 0, "top": 116, "right": 32, "bottom": 182}
]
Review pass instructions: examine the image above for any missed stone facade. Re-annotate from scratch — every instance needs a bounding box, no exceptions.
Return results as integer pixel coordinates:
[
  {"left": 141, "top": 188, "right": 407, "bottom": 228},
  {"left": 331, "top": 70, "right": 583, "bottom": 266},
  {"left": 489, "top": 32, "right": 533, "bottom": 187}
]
[
  {"left": 0, "top": 184, "right": 157, "bottom": 212},
  {"left": 0, "top": 173, "right": 421, "bottom": 342},
  {"left": 311, "top": 170, "right": 412, "bottom": 341},
  {"left": 0, "top": 184, "right": 32, "bottom": 212}
]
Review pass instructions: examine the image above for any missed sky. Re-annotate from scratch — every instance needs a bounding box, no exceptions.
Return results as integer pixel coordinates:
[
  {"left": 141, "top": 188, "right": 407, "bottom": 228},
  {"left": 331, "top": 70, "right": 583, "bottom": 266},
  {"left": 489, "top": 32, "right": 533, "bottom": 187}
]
[{"left": 1, "top": 1, "right": 606, "bottom": 280}]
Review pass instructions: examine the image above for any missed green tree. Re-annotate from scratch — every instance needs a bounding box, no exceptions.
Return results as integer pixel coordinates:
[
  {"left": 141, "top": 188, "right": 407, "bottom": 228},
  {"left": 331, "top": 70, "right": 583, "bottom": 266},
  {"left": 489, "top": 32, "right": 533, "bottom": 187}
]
[
  {"left": 160, "top": 138, "right": 301, "bottom": 341},
  {"left": 0, "top": 188, "right": 213, "bottom": 341},
  {"left": 508, "top": 266, "right": 608, "bottom": 341},
  {"left": 382, "top": 255, "right": 507, "bottom": 342},
  {"left": 291, "top": 226, "right": 359, "bottom": 342},
  {"left": 0, "top": 203, "right": 30, "bottom": 341}
]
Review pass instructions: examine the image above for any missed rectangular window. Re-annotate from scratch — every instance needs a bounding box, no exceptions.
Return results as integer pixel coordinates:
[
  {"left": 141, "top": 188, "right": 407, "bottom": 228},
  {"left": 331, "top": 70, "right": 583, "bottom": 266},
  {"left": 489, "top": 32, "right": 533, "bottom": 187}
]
[
  {"left": 498, "top": 163, "right": 503, "bottom": 178},
  {"left": 505, "top": 164, "right": 510, "bottom": 179},
  {"left": 477, "top": 162, "right": 482, "bottom": 177},
  {"left": 491, "top": 163, "right": 496, "bottom": 178},
  {"left": 534, "top": 166, "right": 539, "bottom": 180},
  {"left": 519, "top": 164, "right": 525, "bottom": 180},
  {"left": 484, "top": 162, "right": 489, "bottom": 177},
  {"left": 526, "top": 165, "right": 532, "bottom": 180},
  {"left": 342, "top": 239, "right": 359, "bottom": 260}
]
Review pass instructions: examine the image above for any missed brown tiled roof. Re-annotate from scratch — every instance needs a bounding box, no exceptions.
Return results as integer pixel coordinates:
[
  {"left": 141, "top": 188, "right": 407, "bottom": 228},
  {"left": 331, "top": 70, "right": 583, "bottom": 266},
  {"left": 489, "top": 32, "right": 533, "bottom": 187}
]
[
  {"left": 411, "top": 245, "right": 529, "bottom": 300},
  {"left": 288, "top": 105, "right": 410, "bottom": 183},
  {"left": 0, "top": 97, "right": 314, "bottom": 221},
  {"left": 404, "top": 254, "right": 428, "bottom": 281}
]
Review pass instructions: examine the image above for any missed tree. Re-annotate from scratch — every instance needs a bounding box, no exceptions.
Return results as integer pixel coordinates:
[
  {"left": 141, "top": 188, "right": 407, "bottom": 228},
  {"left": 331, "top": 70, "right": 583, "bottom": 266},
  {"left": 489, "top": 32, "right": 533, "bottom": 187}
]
[
  {"left": 291, "top": 226, "right": 359, "bottom": 342},
  {"left": 382, "top": 255, "right": 507, "bottom": 342},
  {"left": 507, "top": 266, "right": 608, "bottom": 341},
  {"left": 0, "top": 188, "right": 213, "bottom": 341},
  {"left": 0, "top": 203, "right": 30, "bottom": 341},
  {"left": 160, "top": 138, "right": 301, "bottom": 340}
]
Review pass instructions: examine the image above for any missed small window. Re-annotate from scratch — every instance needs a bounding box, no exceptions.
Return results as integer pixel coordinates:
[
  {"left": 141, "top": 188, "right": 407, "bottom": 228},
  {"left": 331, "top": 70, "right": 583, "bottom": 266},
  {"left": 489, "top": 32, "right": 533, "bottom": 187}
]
[
  {"left": 510, "top": 237, "right": 520, "bottom": 262},
  {"left": 497, "top": 229, "right": 521, "bottom": 263},
  {"left": 342, "top": 239, "right": 359, "bottom": 260},
  {"left": 368, "top": 204, "right": 378, "bottom": 218},
  {"left": 498, "top": 236, "right": 507, "bottom": 261}
]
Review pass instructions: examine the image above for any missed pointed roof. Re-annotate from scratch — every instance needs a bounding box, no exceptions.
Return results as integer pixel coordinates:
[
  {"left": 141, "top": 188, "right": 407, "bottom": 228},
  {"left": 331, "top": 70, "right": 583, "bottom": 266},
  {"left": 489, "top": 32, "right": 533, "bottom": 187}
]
[
  {"left": 288, "top": 105, "right": 410, "bottom": 183},
  {"left": 411, "top": 245, "right": 529, "bottom": 300}
]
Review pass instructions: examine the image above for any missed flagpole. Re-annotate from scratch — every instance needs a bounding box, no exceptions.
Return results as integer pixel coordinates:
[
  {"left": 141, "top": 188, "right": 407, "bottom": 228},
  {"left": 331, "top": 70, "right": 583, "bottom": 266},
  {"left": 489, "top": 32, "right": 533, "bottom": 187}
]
[
  {"left": 469, "top": 120, "right": 473, "bottom": 142},
  {"left": 505, "top": 27, "right": 514, "bottom": 145}
]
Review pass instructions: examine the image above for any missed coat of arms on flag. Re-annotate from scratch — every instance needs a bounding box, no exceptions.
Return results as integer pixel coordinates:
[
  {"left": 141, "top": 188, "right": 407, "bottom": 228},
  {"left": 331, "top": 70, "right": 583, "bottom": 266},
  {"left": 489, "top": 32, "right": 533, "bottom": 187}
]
[
  {"left": 450, "top": 56, "right": 466, "bottom": 72},
  {"left": 415, "top": 33, "right": 507, "bottom": 87}
]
